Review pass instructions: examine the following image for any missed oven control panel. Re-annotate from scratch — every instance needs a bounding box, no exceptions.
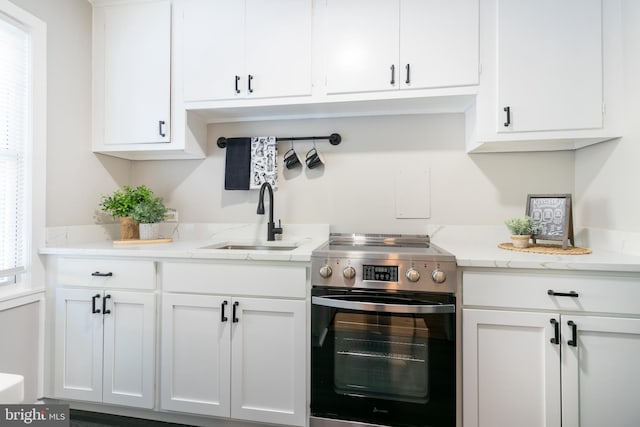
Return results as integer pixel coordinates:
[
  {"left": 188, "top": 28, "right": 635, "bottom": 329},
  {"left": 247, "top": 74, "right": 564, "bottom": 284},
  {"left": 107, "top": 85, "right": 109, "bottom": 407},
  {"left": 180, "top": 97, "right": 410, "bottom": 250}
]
[
  {"left": 363, "top": 265, "right": 398, "bottom": 281},
  {"left": 312, "top": 257, "right": 457, "bottom": 294}
]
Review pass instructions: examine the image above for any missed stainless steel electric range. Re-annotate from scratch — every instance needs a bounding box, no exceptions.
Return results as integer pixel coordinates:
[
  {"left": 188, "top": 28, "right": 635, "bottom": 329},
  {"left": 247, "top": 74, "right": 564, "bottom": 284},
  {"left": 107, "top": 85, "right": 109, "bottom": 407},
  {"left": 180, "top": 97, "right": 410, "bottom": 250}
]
[{"left": 310, "top": 233, "right": 457, "bottom": 427}]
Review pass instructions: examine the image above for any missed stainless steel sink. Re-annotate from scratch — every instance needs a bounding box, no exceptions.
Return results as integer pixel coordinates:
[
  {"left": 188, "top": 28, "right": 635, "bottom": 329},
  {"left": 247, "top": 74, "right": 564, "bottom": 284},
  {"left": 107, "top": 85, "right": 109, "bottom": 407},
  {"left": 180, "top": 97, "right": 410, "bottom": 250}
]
[{"left": 199, "top": 243, "right": 298, "bottom": 251}]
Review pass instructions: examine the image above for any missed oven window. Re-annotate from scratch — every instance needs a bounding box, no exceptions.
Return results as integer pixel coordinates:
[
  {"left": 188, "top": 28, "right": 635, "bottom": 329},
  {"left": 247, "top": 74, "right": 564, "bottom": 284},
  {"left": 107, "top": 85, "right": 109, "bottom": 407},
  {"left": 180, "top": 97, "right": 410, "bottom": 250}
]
[
  {"left": 334, "top": 312, "right": 430, "bottom": 402},
  {"left": 311, "top": 288, "right": 455, "bottom": 427}
]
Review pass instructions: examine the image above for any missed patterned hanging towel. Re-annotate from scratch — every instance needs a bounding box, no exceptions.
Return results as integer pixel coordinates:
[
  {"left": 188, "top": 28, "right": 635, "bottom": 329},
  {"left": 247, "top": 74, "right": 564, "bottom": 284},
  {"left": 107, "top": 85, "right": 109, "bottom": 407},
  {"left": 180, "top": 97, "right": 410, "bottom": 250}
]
[{"left": 250, "top": 136, "right": 277, "bottom": 189}]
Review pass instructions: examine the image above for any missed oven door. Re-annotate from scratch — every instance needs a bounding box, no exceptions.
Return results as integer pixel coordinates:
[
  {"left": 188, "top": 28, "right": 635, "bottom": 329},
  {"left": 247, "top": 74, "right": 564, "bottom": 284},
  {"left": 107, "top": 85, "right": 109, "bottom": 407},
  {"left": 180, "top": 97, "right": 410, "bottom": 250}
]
[{"left": 311, "top": 287, "right": 455, "bottom": 427}]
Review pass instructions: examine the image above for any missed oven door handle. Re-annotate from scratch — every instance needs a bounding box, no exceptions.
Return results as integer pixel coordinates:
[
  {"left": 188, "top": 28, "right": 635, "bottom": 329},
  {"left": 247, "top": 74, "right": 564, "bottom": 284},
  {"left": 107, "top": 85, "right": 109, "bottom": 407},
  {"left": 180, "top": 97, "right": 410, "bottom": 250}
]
[{"left": 311, "top": 296, "right": 455, "bottom": 314}]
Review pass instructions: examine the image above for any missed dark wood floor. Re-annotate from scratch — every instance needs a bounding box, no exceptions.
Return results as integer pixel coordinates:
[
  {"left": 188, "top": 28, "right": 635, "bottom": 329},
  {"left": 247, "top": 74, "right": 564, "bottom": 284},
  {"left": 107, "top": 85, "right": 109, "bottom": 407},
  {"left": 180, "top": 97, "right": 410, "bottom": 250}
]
[{"left": 70, "top": 410, "right": 195, "bottom": 427}]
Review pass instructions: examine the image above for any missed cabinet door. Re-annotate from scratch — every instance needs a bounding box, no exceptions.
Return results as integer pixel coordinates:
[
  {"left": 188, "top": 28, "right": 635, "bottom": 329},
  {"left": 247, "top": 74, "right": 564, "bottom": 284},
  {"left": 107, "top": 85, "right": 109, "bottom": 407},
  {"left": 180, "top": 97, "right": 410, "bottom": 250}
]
[
  {"left": 244, "top": 0, "right": 312, "bottom": 99},
  {"left": 231, "top": 298, "right": 306, "bottom": 426},
  {"left": 561, "top": 315, "right": 640, "bottom": 427},
  {"left": 161, "top": 294, "right": 232, "bottom": 417},
  {"left": 400, "top": 0, "right": 478, "bottom": 89},
  {"left": 180, "top": 0, "right": 244, "bottom": 101},
  {"left": 325, "top": 0, "right": 400, "bottom": 94},
  {"left": 101, "top": 1, "right": 170, "bottom": 144},
  {"left": 463, "top": 309, "right": 561, "bottom": 427},
  {"left": 54, "top": 289, "right": 104, "bottom": 402},
  {"left": 496, "top": 0, "right": 602, "bottom": 133},
  {"left": 102, "top": 291, "right": 155, "bottom": 408}
]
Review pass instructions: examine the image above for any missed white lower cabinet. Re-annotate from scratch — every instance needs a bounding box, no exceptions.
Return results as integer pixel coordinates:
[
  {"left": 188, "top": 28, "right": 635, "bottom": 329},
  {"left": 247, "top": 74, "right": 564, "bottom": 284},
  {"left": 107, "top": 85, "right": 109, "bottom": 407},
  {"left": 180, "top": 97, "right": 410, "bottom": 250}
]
[
  {"left": 161, "top": 292, "right": 306, "bottom": 426},
  {"left": 463, "top": 309, "right": 561, "bottom": 427},
  {"left": 54, "top": 288, "right": 155, "bottom": 408},
  {"left": 560, "top": 315, "right": 640, "bottom": 427},
  {"left": 462, "top": 270, "right": 640, "bottom": 427}
]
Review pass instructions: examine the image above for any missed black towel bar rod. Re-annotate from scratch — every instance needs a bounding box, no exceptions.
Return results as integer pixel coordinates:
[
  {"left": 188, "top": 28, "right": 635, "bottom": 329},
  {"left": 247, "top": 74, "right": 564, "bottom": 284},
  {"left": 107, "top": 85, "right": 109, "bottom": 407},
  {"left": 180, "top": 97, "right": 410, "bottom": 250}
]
[{"left": 217, "top": 133, "right": 341, "bottom": 149}]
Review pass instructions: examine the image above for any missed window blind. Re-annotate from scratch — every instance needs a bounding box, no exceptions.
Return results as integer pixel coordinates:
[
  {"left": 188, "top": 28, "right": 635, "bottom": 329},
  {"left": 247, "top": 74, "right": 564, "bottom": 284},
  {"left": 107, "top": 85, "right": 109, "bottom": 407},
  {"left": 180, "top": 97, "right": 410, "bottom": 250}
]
[{"left": 0, "top": 14, "right": 29, "bottom": 284}]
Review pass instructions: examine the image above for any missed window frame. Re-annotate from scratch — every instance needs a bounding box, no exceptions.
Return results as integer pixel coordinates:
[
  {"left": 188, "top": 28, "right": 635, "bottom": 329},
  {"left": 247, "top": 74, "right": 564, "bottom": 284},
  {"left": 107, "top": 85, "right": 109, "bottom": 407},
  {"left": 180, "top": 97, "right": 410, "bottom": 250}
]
[{"left": 0, "top": 0, "right": 46, "bottom": 300}]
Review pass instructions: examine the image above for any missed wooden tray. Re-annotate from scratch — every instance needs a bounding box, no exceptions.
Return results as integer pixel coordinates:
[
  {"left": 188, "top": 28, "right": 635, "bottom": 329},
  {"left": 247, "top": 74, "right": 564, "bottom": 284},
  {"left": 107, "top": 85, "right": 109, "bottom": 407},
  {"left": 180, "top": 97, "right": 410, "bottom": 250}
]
[
  {"left": 498, "top": 242, "right": 591, "bottom": 255},
  {"left": 113, "top": 238, "right": 173, "bottom": 245}
]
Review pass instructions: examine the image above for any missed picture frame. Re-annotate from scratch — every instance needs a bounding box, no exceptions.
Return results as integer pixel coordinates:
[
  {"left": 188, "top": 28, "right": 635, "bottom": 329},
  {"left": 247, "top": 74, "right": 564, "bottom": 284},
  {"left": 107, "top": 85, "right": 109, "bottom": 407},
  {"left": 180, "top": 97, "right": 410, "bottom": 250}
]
[{"left": 525, "top": 194, "right": 574, "bottom": 249}]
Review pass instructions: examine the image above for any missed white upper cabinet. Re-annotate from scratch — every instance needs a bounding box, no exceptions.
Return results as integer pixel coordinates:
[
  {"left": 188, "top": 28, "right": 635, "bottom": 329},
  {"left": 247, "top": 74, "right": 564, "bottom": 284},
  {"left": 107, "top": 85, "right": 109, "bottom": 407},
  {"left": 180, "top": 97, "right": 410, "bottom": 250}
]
[
  {"left": 91, "top": 0, "right": 207, "bottom": 160},
  {"left": 179, "top": 0, "right": 312, "bottom": 102},
  {"left": 244, "top": 0, "right": 312, "bottom": 99},
  {"left": 180, "top": 0, "right": 244, "bottom": 102},
  {"left": 400, "top": 0, "right": 479, "bottom": 90},
  {"left": 467, "top": 0, "right": 623, "bottom": 152},
  {"left": 497, "top": 0, "right": 602, "bottom": 133},
  {"left": 96, "top": 1, "right": 171, "bottom": 145},
  {"left": 325, "top": 0, "right": 479, "bottom": 94},
  {"left": 325, "top": 0, "right": 399, "bottom": 94}
]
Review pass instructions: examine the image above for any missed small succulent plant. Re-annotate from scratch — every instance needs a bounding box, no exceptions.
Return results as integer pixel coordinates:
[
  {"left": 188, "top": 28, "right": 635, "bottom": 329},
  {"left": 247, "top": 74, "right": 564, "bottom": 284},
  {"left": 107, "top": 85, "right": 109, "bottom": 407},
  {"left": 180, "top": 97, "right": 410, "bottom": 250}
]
[
  {"left": 505, "top": 216, "right": 541, "bottom": 235},
  {"left": 131, "top": 196, "right": 168, "bottom": 224},
  {"left": 99, "top": 185, "right": 155, "bottom": 218}
]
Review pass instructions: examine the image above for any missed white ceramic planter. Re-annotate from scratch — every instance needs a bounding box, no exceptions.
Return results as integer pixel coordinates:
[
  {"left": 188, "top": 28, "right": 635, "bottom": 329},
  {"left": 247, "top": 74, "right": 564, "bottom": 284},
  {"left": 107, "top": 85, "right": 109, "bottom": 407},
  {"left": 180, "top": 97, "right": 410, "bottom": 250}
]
[{"left": 139, "top": 223, "right": 160, "bottom": 240}]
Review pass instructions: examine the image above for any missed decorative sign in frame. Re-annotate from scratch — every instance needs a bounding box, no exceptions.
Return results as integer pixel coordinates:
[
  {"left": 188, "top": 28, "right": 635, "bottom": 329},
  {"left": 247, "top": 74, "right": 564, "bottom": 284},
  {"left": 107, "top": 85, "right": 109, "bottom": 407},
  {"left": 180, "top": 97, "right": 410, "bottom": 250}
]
[{"left": 525, "top": 194, "right": 574, "bottom": 249}]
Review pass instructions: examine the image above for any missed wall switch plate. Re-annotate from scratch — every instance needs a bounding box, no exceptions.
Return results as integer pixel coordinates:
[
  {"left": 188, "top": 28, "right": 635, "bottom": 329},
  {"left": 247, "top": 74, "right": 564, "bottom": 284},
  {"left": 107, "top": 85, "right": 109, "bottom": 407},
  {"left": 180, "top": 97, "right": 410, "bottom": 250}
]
[
  {"left": 165, "top": 208, "right": 178, "bottom": 222},
  {"left": 395, "top": 168, "right": 431, "bottom": 219}
]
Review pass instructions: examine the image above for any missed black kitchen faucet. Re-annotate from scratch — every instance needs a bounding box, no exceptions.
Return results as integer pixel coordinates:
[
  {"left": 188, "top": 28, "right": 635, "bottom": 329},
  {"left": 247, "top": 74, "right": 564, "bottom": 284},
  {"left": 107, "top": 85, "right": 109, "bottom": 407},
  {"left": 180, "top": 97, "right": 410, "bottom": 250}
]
[{"left": 257, "top": 182, "right": 283, "bottom": 241}]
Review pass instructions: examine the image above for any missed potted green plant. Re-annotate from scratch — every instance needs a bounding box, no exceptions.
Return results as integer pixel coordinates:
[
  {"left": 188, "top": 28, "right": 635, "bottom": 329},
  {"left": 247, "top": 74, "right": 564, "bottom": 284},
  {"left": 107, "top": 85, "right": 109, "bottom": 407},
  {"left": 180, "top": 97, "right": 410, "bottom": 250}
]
[
  {"left": 504, "top": 216, "right": 541, "bottom": 249},
  {"left": 131, "top": 196, "right": 168, "bottom": 240},
  {"left": 99, "top": 185, "right": 154, "bottom": 240}
]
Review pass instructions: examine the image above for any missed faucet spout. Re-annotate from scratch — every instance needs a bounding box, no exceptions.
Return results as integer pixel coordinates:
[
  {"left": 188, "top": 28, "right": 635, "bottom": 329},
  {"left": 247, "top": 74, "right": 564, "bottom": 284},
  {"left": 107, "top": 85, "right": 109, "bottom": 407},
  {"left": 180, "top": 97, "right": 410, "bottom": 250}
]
[{"left": 257, "top": 182, "right": 283, "bottom": 241}]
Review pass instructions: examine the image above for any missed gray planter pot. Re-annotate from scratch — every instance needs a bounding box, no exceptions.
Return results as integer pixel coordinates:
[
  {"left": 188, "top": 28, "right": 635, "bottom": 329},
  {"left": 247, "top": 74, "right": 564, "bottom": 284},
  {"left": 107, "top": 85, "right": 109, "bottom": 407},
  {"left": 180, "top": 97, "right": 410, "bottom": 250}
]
[{"left": 139, "top": 223, "right": 160, "bottom": 240}]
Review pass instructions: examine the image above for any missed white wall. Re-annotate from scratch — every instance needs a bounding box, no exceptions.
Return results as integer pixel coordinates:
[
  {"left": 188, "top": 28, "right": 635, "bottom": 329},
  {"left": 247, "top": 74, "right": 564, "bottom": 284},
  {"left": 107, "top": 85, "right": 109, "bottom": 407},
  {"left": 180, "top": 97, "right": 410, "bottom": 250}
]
[
  {"left": 0, "top": 302, "right": 41, "bottom": 402},
  {"left": 10, "top": 0, "right": 131, "bottom": 227},
  {"left": 575, "top": 0, "right": 640, "bottom": 233},
  {"left": 133, "top": 114, "right": 575, "bottom": 233}
]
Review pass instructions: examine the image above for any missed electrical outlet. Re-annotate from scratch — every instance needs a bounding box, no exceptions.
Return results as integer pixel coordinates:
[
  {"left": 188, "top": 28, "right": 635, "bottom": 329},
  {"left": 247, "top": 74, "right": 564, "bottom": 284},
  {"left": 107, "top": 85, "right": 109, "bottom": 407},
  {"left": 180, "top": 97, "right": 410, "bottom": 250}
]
[{"left": 165, "top": 208, "right": 178, "bottom": 222}]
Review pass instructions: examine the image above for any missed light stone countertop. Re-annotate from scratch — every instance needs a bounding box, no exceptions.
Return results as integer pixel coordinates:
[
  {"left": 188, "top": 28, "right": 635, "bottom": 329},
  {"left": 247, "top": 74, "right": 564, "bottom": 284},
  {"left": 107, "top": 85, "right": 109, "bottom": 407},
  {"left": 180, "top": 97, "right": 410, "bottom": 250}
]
[
  {"left": 40, "top": 223, "right": 640, "bottom": 273},
  {"left": 429, "top": 225, "right": 640, "bottom": 273},
  {"left": 39, "top": 223, "right": 330, "bottom": 263}
]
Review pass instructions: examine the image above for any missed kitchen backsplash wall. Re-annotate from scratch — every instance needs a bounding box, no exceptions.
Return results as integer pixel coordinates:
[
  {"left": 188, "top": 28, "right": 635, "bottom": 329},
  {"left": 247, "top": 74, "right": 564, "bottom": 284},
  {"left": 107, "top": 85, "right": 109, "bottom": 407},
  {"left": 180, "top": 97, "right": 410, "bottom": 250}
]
[
  {"left": 132, "top": 114, "right": 575, "bottom": 233},
  {"left": 20, "top": 0, "right": 606, "bottom": 233},
  {"left": 574, "top": 0, "right": 640, "bottom": 233}
]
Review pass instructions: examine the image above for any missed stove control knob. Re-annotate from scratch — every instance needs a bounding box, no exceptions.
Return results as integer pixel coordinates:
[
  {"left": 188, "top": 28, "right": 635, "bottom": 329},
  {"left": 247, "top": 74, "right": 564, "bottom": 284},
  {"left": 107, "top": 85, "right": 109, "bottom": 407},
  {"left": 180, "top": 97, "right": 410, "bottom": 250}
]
[
  {"left": 343, "top": 266, "right": 356, "bottom": 280},
  {"left": 431, "top": 269, "right": 447, "bottom": 284},
  {"left": 405, "top": 268, "right": 420, "bottom": 282},
  {"left": 319, "top": 265, "right": 333, "bottom": 278}
]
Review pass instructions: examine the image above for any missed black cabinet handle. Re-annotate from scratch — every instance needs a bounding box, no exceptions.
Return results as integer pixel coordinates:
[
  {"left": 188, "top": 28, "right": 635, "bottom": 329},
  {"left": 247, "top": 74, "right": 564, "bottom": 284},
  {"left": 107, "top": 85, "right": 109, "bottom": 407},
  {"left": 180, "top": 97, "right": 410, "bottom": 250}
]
[
  {"left": 91, "top": 294, "right": 101, "bottom": 314},
  {"left": 390, "top": 64, "right": 395, "bottom": 85},
  {"left": 547, "top": 290, "right": 579, "bottom": 298},
  {"left": 405, "top": 64, "right": 410, "bottom": 85},
  {"left": 221, "top": 300, "right": 228, "bottom": 322},
  {"left": 232, "top": 301, "right": 239, "bottom": 323},
  {"left": 159, "top": 120, "right": 166, "bottom": 137},
  {"left": 503, "top": 106, "right": 511, "bottom": 127},
  {"left": 91, "top": 271, "right": 113, "bottom": 277},
  {"left": 103, "top": 294, "right": 111, "bottom": 315},
  {"left": 567, "top": 320, "right": 577, "bottom": 347},
  {"left": 550, "top": 318, "right": 559, "bottom": 345},
  {"left": 248, "top": 74, "right": 254, "bottom": 93},
  {"left": 234, "top": 75, "right": 240, "bottom": 94}
]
